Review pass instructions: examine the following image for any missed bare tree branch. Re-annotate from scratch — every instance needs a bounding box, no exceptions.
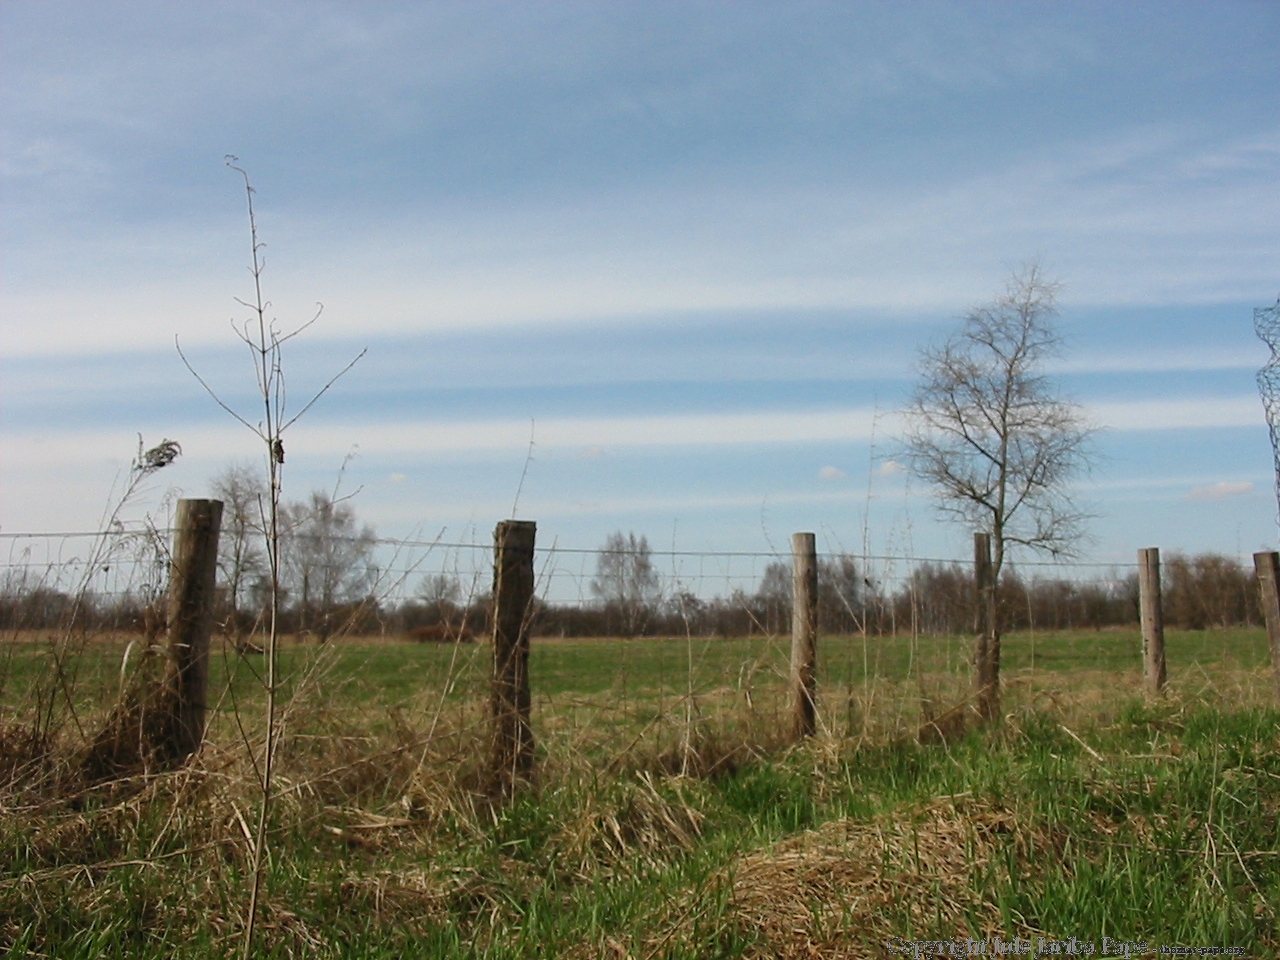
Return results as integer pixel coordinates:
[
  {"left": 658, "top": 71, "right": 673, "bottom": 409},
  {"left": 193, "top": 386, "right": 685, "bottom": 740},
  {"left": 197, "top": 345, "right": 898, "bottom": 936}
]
[
  {"left": 902, "top": 262, "right": 1096, "bottom": 718},
  {"left": 280, "top": 347, "right": 368, "bottom": 432},
  {"left": 175, "top": 338, "right": 263, "bottom": 438},
  {"left": 904, "top": 261, "right": 1094, "bottom": 574}
]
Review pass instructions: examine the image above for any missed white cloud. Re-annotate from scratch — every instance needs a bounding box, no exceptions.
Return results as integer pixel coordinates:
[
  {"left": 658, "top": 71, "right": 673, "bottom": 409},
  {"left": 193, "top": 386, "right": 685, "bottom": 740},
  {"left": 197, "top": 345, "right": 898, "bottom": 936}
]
[
  {"left": 5, "top": 125, "right": 1278, "bottom": 358},
  {"left": 818, "top": 465, "right": 846, "bottom": 480},
  {"left": 521, "top": 488, "right": 887, "bottom": 518},
  {"left": 873, "top": 459, "right": 908, "bottom": 477},
  {"left": 0, "top": 407, "right": 898, "bottom": 470},
  {"left": 2, "top": 392, "right": 1264, "bottom": 477},
  {"left": 388, "top": 472, "right": 407, "bottom": 484},
  {"left": 1055, "top": 347, "right": 1266, "bottom": 375},
  {"left": 1088, "top": 397, "right": 1261, "bottom": 431},
  {"left": 285, "top": 409, "right": 895, "bottom": 455},
  {"left": 1186, "top": 481, "right": 1255, "bottom": 501}
]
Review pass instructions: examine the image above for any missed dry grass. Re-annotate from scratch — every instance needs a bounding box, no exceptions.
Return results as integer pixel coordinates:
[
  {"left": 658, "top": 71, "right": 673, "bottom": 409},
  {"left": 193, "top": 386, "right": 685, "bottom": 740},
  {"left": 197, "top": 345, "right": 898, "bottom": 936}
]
[
  {"left": 0, "top": 722, "right": 50, "bottom": 790},
  {"left": 691, "top": 796, "right": 1042, "bottom": 958},
  {"left": 2, "top": 630, "right": 1279, "bottom": 957}
]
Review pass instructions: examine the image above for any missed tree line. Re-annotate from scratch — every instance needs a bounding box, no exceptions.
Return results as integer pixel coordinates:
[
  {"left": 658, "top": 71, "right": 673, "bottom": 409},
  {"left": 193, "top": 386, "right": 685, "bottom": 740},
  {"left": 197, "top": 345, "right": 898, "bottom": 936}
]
[
  {"left": 519, "top": 538, "right": 1261, "bottom": 638},
  {"left": 1, "top": 508, "right": 1262, "bottom": 638}
]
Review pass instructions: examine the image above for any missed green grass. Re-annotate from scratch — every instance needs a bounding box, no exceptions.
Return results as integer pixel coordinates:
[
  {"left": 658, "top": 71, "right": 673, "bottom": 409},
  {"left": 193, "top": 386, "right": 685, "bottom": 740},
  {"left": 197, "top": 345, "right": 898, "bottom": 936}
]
[
  {"left": 3, "top": 626, "right": 1273, "bottom": 718},
  {"left": 2, "top": 627, "right": 1278, "bottom": 957}
]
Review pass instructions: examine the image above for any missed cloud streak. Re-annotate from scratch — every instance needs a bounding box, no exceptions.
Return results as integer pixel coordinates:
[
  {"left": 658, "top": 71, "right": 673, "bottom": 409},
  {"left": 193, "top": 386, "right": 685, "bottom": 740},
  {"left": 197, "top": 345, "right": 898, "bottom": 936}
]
[
  {"left": 1, "top": 395, "right": 1263, "bottom": 471},
  {"left": 1186, "top": 481, "right": 1255, "bottom": 501},
  {"left": 1088, "top": 397, "right": 1261, "bottom": 432},
  {"left": 5, "top": 124, "right": 1276, "bottom": 358}
]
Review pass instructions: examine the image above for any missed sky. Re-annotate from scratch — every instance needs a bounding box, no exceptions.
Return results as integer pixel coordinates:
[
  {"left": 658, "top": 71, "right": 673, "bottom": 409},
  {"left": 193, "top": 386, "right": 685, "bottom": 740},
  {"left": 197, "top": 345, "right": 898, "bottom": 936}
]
[{"left": 2, "top": 2, "right": 1279, "bottom": 600}]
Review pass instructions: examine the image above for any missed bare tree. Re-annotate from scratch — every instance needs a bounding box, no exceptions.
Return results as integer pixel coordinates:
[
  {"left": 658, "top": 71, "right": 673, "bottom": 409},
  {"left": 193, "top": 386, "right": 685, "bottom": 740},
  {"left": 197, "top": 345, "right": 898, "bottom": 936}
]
[
  {"left": 752, "top": 555, "right": 865, "bottom": 634},
  {"left": 904, "top": 262, "right": 1093, "bottom": 717},
  {"left": 210, "top": 463, "right": 267, "bottom": 640},
  {"left": 818, "top": 555, "right": 867, "bottom": 633},
  {"left": 754, "top": 561, "right": 792, "bottom": 634},
  {"left": 418, "top": 572, "right": 462, "bottom": 610},
  {"left": 590, "top": 532, "right": 661, "bottom": 636},
  {"left": 281, "top": 490, "right": 377, "bottom": 640},
  {"left": 414, "top": 572, "right": 465, "bottom": 630}
]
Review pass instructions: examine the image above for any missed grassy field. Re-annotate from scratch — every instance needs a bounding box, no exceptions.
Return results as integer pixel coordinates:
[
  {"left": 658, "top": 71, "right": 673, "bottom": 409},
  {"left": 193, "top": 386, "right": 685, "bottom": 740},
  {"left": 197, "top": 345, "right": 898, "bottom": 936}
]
[{"left": 1, "top": 627, "right": 1278, "bottom": 957}]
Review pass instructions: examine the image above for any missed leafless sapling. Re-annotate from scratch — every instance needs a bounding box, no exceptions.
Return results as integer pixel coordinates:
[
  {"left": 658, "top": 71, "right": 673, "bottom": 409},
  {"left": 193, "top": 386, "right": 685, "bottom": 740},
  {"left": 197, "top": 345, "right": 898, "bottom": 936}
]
[{"left": 903, "top": 262, "right": 1094, "bottom": 720}]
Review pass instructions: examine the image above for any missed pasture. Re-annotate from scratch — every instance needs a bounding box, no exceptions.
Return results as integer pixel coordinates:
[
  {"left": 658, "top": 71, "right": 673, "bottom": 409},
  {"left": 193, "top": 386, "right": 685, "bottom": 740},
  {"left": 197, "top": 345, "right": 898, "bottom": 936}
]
[{"left": 1, "top": 627, "right": 1279, "bottom": 957}]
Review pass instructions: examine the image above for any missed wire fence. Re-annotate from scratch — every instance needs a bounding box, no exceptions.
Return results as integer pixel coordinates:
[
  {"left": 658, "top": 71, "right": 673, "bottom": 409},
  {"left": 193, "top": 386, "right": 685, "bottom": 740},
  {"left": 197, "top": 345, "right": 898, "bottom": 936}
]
[
  {"left": 0, "top": 524, "right": 1150, "bottom": 668},
  {"left": 1, "top": 523, "right": 1275, "bottom": 769},
  {"left": 0, "top": 523, "right": 1249, "bottom": 641}
]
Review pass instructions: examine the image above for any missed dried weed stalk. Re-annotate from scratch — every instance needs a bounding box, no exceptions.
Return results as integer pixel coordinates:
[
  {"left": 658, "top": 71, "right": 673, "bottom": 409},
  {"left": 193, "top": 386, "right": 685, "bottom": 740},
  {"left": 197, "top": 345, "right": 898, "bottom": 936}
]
[{"left": 179, "top": 158, "right": 364, "bottom": 959}]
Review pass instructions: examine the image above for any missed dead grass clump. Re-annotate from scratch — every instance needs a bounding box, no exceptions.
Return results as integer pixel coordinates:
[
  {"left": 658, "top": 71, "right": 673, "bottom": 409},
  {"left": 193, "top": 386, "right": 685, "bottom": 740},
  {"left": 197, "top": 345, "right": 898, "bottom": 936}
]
[
  {"left": 23, "top": 808, "right": 142, "bottom": 868},
  {"left": 22, "top": 752, "right": 239, "bottom": 867},
  {"left": 78, "top": 690, "right": 180, "bottom": 784},
  {"left": 256, "top": 704, "right": 496, "bottom": 857},
  {"left": 553, "top": 770, "right": 704, "bottom": 876},
  {"left": 338, "top": 863, "right": 512, "bottom": 932},
  {"left": 275, "top": 712, "right": 485, "bottom": 817},
  {"left": 917, "top": 698, "right": 977, "bottom": 745},
  {"left": 617, "top": 719, "right": 787, "bottom": 783},
  {"left": 0, "top": 721, "right": 51, "bottom": 790},
  {"left": 656, "top": 796, "right": 1044, "bottom": 959},
  {"left": 279, "top": 730, "right": 417, "bottom": 808}
]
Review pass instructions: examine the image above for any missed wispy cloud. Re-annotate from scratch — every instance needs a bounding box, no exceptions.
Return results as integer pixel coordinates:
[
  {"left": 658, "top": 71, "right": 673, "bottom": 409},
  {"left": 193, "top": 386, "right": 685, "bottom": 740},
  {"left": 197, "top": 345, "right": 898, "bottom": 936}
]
[
  {"left": 873, "top": 459, "right": 908, "bottom": 477},
  {"left": 4, "top": 83, "right": 1278, "bottom": 358},
  {"left": 1088, "top": 397, "right": 1261, "bottom": 431},
  {"left": 0, "top": 407, "right": 895, "bottom": 467},
  {"left": 1, "top": 393, "right": 1263, "bottom": 470},
  {"left": 1186, "top": 481, "right": 1255, "bottom": 501}
]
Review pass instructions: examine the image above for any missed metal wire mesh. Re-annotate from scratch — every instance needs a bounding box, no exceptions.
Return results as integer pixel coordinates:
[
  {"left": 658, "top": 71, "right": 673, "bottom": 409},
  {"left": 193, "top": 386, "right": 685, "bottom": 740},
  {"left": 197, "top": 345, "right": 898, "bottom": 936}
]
[{"left": 1256, "top": 296, "right": 1280, "bottom": 528}]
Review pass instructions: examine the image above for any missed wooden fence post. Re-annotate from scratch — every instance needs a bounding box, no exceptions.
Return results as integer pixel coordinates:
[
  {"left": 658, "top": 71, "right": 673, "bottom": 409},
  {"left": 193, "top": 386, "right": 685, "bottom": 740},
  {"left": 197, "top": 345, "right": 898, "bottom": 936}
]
[
  {"left": 164, "top": 498, "right": 223, "bottom": 762},
  {"left": 1138, "top": 547, "right": 1166, "bottom": 696},
  {"left": 489, "top": 519, "right": 536, "bottom": 796},
  {"left": 973, "top": 532, "right": 999, "bottom": 721},
  {"left": 790, "top": 532, "right": 818, "bottom": 739},
  {"left": 1252, "top": 551, "right": 1280, "bottom": 702}
]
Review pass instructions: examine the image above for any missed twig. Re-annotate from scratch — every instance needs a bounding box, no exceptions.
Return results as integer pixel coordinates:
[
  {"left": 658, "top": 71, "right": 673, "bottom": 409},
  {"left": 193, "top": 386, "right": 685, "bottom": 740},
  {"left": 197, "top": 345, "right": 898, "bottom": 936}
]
[
  {"left": 1058, "top": 723, "right": 1104, "bottom": 762},
  {"left": 510, "top": 419, "right": 536, "bottom": 519}
]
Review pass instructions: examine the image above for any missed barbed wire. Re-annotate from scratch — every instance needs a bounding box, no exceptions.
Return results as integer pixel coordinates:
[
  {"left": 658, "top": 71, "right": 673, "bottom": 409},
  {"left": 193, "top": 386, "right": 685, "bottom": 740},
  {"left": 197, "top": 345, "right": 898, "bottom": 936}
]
[{"left": 0, "top": 528, "right": 1144, "bottom": 570}]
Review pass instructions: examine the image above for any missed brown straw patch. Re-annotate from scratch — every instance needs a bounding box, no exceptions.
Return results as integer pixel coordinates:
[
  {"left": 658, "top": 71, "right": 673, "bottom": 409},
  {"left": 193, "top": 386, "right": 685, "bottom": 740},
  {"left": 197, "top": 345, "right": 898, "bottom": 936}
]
[{"left": 656, "top": 796, "right": 1043, "bottom": 959}]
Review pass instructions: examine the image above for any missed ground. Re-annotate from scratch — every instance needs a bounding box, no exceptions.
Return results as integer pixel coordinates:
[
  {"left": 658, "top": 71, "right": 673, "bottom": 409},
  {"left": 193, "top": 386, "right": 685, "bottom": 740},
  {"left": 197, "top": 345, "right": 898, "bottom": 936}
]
[{"left": 1, "top": 628, "right": 1278, "bottom": 957}]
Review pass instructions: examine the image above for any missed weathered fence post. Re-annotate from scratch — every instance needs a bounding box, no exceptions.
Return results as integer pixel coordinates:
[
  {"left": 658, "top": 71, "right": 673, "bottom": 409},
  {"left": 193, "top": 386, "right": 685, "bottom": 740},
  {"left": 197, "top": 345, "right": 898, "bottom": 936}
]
[
  {"left": 489, "top": 519, "right": 536, "bottom": 796},
  {"left": 164, "top": 498, "right": 223, "bottom": 761},
  {"left": 1252, "top": 551, "right": 1280, "bottom": 702},
  {"left": 790, "top": 532, "right": 818, "bottom": 739},
  {"left": 973, "top": 532, "right": 999, "bottom": 721},
  {"left": 1138, "top": 547, "right": 1166, "bottom": 696}
]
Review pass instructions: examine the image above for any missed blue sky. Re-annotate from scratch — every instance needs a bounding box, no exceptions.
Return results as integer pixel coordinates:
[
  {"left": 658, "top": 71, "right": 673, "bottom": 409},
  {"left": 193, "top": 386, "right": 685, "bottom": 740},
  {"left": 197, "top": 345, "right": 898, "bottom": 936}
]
[{"left": 2, "top": 2, "right": 1279, "bottom": 594}]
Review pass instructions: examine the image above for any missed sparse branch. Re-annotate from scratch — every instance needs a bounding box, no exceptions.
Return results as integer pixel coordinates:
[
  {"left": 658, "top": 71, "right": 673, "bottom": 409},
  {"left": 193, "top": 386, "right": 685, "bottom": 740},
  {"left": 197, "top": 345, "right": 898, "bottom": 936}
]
[
  {"left": 175, "top": 338, "right": 263, "bottom": 437},
  {"left": 272, "top": 302, "right": 324, "bottom": 347},
  {"left": 280, "top": 346, "right": 368, "bottom": 432}
]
